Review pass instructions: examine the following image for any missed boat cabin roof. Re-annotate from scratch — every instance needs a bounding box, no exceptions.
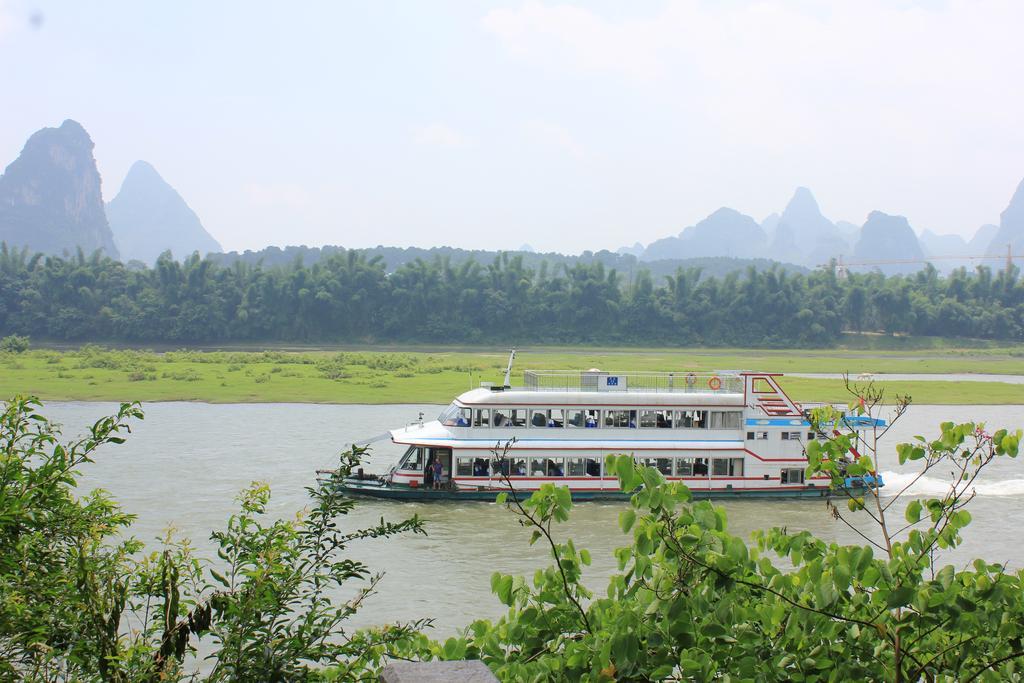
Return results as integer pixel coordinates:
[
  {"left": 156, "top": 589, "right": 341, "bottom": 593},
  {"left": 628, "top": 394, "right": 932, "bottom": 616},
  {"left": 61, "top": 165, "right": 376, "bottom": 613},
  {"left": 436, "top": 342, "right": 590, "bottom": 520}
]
[
  {"left": 454, "top": 387, "right": 745, "bottom": 407},
  {"left": 454, "top": 370, "right": 748, "bottom": 407}
]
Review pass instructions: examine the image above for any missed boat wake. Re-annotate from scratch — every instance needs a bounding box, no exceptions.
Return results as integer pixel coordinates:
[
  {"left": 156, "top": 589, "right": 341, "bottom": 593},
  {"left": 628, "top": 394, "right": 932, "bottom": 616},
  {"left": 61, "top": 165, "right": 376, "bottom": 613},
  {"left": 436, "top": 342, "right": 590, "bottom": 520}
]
[{"left": 878, "top": 471, "right": 1024, "bottom": 497}]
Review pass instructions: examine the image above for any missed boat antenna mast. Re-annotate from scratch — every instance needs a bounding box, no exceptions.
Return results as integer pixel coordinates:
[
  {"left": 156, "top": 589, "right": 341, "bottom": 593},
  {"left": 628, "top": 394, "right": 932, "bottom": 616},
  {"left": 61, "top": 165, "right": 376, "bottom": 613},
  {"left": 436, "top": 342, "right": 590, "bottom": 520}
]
[{"left": 502, "top": 348, "right": 517, "bottom": 388}]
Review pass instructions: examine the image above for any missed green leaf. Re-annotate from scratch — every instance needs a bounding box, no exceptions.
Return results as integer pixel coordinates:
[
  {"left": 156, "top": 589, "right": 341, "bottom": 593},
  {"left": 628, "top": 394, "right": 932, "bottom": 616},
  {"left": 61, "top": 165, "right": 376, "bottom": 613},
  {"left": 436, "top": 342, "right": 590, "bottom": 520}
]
[
  {"left": 496, "top": 575, "right": 514, "bottom": 605},
  {"left": 701, "top": 622, "right": 727, "bottom": 638},
  {"left": 887, "top": 586, "right": 915, "bottom": 608},
  {"left": 834, "top": 564, "right": 851, "bottom": 592},
  {"left": 904, "top": 500, "right": 922, "bottom": 524},
  {"left": 495, "top": 492, "right": 507, "bottom": 505},
  {"left": 806, "top": 439, "right": 822, "bottom": 466},
  {"left": 580, "top": 548, "right": 591, "bottom": 566},
  {"left": 619, "top": 509, "right": 636, "bottom": 533},
  {"left": 554, "top": 485, "right": 572, "bottom": 512},
  {"left": 210, "top": 568, "right": 230, "bottom": 587}
]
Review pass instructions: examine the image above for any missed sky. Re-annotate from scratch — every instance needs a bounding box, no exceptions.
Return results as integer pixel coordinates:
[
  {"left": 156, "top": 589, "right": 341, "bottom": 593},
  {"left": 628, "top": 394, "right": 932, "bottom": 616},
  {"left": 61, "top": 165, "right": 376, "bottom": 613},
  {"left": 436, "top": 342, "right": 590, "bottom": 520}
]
[{"left": 1, "top": 0, "right": 1023, "bottom": 255}]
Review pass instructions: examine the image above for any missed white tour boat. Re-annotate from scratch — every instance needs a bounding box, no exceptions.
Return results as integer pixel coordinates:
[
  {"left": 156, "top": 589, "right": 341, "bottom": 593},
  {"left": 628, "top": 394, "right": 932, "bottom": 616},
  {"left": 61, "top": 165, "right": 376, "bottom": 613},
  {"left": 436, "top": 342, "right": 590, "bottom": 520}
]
[{"left": 339, "top": 354, "right": 884, "bottom": 501}]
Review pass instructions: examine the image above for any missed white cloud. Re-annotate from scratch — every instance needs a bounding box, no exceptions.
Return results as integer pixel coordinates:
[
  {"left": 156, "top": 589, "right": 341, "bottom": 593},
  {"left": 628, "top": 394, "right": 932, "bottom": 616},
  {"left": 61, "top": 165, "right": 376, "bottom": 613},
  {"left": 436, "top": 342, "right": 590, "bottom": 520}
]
[{"left": 413, "top": 123, "right": 470, "bottom": 148}]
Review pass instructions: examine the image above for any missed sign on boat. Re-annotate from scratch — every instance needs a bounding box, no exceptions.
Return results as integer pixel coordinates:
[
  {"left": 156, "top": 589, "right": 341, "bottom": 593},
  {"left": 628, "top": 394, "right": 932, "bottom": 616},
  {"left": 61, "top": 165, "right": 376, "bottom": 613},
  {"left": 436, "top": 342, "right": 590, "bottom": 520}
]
[{"left": 336, "top": 352, "right": 884, "bottom": 501}]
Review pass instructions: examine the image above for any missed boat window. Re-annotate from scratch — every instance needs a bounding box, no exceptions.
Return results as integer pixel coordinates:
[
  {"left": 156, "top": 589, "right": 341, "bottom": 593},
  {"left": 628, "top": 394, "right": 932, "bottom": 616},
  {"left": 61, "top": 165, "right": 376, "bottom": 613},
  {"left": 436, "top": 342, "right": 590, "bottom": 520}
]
[
  {"left": 780, "top": 431, "right": 802, "bottom": 440},
  {"left": 456, "top": 457, "right": 474, "bottom": 476},
  {"left": 567, "top": 457, "right": 600, "bottom": 476},
  {"left": 530, "top": 408, "right": 564, "bottom": 427},
  {"left": 439, "top": 403, "right": 472, "bottom": 427},
  {"left": 709, "top": 411, "right": 742, "bottom": 429},
  {"left": 492, "top": 408, "right": 525, "bottom": 428},
  {"left": 529, "top": 458, "right": 546, "bottom": 476},
  {"left": 509, "top": 457, "right": 528, "bottom": 476},
  {"left": 566, "top": 409, "right": 600, "bottom": 428},
  {"left": 639, "top": 409, "right": 673, "bottom": 428},
  {"left": 676, "top": 410, "right": 709, "bottom": 428},
  {"left": 473, "top": 458, "right": 490, "bottom": 476},
  {"left": 676, "top": 457, "right": 709, "bottom": 476},
  {"left": 604, "top": 410, "right": 636, "bottom": 428},
  {"left": 399, "top": 447, "right": 423, "bottom": 470},
  {"left": 474, "top": 409, "right": 489, "bottom": 427},
  {"left": 781, "top": 468, "right": 805, "bottom": 484},
  {"left": 712, "top": 458, "right": 744, "bottom": 476},
  {"left": 638, "top": 456, "right": 672, "bottom": 475},
  {"left": 546, "top": 458, "right": 566, "bottom": 477},
  {"left": 746, "top": 431, "right": 769, "bottom": 440}
]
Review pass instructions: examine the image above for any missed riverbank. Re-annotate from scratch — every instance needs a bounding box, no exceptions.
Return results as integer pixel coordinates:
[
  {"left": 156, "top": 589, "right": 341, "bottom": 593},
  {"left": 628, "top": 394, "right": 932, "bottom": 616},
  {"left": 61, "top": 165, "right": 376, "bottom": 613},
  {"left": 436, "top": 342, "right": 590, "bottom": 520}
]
[{"left": 1, "top": 345, "right": 1022, "bottom": 404}]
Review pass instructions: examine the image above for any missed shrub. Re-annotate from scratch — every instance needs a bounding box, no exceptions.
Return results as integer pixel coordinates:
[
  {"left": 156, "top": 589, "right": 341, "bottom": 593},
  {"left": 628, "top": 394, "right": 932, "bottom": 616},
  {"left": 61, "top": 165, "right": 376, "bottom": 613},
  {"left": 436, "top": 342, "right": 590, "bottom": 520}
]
[
  {"left": 0, "top": 397, "right": 429, "bottom": 680},
  {"left": 408, "top": 384, "right": 1024, "bottom": 681},
  {"left": 0, "top": 335, "right": 29, "bottom": 354}
]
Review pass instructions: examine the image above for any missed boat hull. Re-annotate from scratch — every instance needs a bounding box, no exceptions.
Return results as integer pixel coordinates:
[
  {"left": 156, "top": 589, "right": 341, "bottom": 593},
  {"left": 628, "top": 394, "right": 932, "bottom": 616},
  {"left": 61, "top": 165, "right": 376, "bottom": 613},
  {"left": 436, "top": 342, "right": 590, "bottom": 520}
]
[{"left": 335, "top": 479, "right": 871, "bottom": 502}]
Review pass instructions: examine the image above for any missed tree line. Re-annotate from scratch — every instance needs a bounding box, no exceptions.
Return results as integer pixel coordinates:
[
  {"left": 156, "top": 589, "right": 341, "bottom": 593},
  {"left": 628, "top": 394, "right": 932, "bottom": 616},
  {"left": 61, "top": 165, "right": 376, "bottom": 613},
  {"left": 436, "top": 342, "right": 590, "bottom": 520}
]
[{"left": 0, "top": 244, "right": 1021, "bottom": 345}]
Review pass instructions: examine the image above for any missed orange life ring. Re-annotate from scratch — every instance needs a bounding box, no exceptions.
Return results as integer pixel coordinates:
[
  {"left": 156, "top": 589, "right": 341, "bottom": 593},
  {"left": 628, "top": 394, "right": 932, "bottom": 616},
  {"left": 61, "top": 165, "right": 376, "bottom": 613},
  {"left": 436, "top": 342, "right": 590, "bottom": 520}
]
[{"left": 708, "top": 376, "right": 722, "bottom": 391}]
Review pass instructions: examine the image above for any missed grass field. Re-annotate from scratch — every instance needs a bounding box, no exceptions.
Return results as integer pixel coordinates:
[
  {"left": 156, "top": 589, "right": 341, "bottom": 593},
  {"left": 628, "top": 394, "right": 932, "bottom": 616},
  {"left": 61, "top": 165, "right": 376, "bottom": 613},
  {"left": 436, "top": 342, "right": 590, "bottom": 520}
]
[{"left": 1, "top": 345, "right": 1023, "bottom": 405}]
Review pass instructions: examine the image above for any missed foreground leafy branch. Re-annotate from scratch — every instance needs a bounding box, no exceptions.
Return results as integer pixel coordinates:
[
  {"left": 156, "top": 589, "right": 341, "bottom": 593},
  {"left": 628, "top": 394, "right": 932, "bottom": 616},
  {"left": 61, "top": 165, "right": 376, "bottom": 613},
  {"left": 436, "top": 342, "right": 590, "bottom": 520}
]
[
  {"left": 0, "top": 396, "right": 430, "bottom": 681},
  {"left": 417, "top": 385, "right": 1023, "bottom": 682}
]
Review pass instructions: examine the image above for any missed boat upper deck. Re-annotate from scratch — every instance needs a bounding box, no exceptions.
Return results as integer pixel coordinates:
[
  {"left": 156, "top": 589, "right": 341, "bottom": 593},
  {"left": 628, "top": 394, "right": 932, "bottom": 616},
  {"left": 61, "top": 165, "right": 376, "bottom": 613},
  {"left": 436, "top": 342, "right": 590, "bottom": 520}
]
[
  {"left": 454, "top": 370, "right": 748, "bottom": 407},
  {"left": 522, "top": 370, "right": 744, "bottom": 394},
  {"left": 455, "top": 388, "right": 745, "bottom": 407}
]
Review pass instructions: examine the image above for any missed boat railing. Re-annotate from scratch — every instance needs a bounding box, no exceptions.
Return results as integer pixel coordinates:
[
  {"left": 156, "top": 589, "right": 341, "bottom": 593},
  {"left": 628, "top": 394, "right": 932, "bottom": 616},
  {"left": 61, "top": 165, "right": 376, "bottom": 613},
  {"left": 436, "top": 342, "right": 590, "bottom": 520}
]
[{"left": 521, "top": 370, "right": 743, "bottom": 394}]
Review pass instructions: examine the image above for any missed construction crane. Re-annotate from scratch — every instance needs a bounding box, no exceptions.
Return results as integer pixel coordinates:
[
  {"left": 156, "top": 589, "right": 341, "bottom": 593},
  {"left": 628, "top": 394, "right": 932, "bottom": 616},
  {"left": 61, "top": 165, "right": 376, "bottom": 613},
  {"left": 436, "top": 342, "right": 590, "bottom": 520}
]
[{"left": 828, "top": 244, "right": 1019, "bottom": 278}]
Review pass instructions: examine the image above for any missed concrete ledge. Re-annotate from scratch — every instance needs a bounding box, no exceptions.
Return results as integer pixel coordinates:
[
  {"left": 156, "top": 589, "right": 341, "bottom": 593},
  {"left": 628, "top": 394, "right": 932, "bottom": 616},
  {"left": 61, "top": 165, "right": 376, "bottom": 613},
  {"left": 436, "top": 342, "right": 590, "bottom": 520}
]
[{"left": 380, "top": 660, "right": 498, "bottom": 682}]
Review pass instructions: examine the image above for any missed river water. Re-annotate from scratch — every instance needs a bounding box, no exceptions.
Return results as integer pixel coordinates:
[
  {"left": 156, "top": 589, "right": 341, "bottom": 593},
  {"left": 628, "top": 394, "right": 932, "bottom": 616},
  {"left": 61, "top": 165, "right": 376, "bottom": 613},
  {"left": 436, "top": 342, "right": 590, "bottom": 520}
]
[{"left": 45, "top": 402, "right": 1024, "bottom": 637}]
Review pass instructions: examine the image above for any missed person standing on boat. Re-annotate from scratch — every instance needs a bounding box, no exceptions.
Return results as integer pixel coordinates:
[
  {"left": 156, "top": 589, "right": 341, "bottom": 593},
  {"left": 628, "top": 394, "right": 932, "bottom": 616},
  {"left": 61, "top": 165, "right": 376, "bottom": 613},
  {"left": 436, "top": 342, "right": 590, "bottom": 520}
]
[
  {"left": 432, "top": 457, "right": 443, "bottom": 490},
  {"left": 423, "top": 455, "right": 434, "bottom": 489}
]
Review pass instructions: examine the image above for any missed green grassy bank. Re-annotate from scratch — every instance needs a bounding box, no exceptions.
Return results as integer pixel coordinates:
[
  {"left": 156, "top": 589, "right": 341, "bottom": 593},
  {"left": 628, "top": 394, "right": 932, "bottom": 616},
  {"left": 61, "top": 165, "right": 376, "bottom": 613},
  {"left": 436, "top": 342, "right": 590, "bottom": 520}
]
[{"left": 1, "top": 345, "right": 1023, "bottom": 404}]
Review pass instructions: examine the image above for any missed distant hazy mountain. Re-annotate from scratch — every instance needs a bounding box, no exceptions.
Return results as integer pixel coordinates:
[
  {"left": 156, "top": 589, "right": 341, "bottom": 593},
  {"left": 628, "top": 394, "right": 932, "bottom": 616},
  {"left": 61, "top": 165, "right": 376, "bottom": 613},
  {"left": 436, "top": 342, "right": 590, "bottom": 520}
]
[
  {"left": 853, "top": 211, "right": 925, "bottom": 275},
  {"left": 633, "top": 189, "right": 855, "bottom": 267},
  {"left": 642, "top": 207, "right": 768, "bottom": 261},
  {"left": 968, "top": 223, "right": 998, "bottom": 253},
  {"left": 769, "top": 187, "right": 848, "bottom": 266},
  {"left": 0, "top": 120, "right": 118, "bottom": 258},
  {"left": 835, "top": 220, "right": 860, "bottom": 239},
  {"left": 107, "top": 160, "right": 221, "bottom": 264},
  {"left": 919, "top": 229, "right": 971, "bottom": 272},
  {"left": 919, "top": 229, "right": 967, "bottom": 255},
  {"left": 987, "top": 178, "right": 1024, "bottom": 257},
  {"left": 616, "top": 242, "right": 644, "bottom": 257}
]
